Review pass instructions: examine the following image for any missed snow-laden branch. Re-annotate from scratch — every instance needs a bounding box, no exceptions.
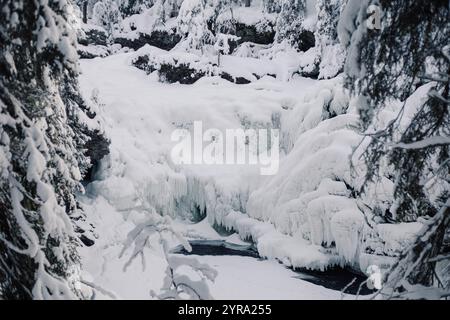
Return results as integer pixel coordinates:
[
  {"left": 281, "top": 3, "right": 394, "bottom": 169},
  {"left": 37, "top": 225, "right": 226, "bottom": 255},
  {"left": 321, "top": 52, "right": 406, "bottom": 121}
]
[
  {"left": 392, "top": 136, "right": 450, "bottom": 150},
  {"left": 118, "top": 198, "right": 216, "bottom": 300}
]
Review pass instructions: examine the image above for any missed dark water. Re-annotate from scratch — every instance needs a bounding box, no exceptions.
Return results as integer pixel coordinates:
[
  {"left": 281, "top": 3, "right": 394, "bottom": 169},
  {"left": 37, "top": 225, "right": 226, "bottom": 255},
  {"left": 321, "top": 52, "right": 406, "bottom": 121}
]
[
  {"left": 172, "top": 240, "right": 375, "bottom": 295},
  {"left": 172, "top": 239, "right": 259, "bottom": 257},
  {"left": 291, "top": 267, "right": 374, "bottom": 295}
]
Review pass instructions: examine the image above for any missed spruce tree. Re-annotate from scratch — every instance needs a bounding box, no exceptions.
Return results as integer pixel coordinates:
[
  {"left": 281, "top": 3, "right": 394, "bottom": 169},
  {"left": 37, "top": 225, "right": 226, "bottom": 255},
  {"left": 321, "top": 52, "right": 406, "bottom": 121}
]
[
  {"left": 345, "top": 0, "right": 449, "bottom": 222},
  {"left": 0, "top": 0, "right": 108, "bottom": 299},
  {"left": 275, "top": 0, "right": 305, "bottom": 47},
  {"left": 92, "top": 0, "right": 122, "bottom": 40},
  {"left": 342, "top": 0, "right": 449, "bottom": 294},
  {"left": 177, "top": 0, "right": 214, "bottom": 52},
  {"left": 315, "top": 0, "right": 346, "bottom": 79}
]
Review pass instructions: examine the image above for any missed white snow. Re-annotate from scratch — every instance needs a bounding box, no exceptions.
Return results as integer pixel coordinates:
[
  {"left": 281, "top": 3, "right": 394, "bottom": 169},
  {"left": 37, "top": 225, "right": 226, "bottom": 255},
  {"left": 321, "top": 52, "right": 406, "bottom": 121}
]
[
  {"left": 189, "top": 255, "right": 343, "bottom": 299},
  {"left": 78, "top": 192, "right": 344, "bottom": 299},
  {"left": 77, "top": 38, "right": 424, "bottom": 298},
  {"left": 376, "top": 222, "right": 423, "bottom": 256}
]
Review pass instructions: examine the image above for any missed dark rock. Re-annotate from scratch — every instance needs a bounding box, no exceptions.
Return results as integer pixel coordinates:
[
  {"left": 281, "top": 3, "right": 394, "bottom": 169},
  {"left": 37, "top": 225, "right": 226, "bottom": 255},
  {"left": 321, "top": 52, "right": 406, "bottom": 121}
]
[
  {"left": 220, "top": 72, "right": 251, "bottom": 84},
  {"left": 114, "top": 30, "right": 182, "bottom": 51},
  {"left": 296, "top": 30, "right": 315, "bottom": 52},
  {"left": 79, "top": 234, "right": 95, "bottom": 247},
  {"left": 215, "top": 20, "right": 276, "bottom": 46},
  {"left": 78, "top": 28, "right": 108, "bottom": 47},
  {"left": 219, "top": 72, "right": 234, "bottom": 83},
  {"left": 132, "top": 54, "right": 156, "bottom": 73},
  {"left": 234, "top": 76, "right": 252, "bottom": 84},
  {"left": 82, "top": 129, "right": 110, "bottom": 183},
  {"left": 234, "top": 22, "right": 275, "bottom": 45},
  {"left": 159, "top": 63, "right": 206, "bottom": 84},
  {"left": 133, "top": 55, "right": 208, "bottom": 85}
]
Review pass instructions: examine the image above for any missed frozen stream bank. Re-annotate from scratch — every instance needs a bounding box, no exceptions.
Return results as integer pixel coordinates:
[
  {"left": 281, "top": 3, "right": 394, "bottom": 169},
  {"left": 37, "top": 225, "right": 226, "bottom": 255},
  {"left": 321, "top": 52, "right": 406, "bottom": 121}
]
[
  {"left": 172, "top": 240, "right": 374, "bottom": 295},
  {"left": 77, "top": 50, "right": 405, "bottom": 299}
]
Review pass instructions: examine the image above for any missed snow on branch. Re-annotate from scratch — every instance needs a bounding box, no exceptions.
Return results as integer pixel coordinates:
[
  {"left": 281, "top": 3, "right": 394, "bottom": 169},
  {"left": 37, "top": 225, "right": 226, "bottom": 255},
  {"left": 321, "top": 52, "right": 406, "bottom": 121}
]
[
  {"left": 392, "top": 136, "right": 450, "bottom": 150},
  {"left": 118, "top": 200, "right": 216, "bottom": 300}
]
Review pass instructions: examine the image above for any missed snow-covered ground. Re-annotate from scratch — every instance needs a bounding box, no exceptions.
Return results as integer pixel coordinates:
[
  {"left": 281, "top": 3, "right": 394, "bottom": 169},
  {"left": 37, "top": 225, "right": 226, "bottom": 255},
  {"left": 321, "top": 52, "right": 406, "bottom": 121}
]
[
  {"left": 189, "top": 255, "right": 343, "bottom": 299},
  {"left": 77, "top": 198, "right": 343, "bottom": 299},
  {"left": 77, "top": 50, "right": 353, "bottom": 299},
  {"left": 77, "top": 45, "right": 420, "bottom": 299}
]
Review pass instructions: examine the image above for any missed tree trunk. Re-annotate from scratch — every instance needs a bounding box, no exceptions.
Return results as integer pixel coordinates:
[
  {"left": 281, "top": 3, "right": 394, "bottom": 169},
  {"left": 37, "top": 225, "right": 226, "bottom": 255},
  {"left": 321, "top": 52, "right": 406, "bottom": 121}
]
[{"left": 82, "top": 1, "right": 88, "bottom": 23}]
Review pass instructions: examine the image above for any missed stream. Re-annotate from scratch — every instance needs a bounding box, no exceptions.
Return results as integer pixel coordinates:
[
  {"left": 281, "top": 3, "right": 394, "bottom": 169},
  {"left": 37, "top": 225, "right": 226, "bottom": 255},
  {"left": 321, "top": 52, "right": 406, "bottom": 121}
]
[{"left": 172, "top": 240, "right": 375, "bottom": 295}]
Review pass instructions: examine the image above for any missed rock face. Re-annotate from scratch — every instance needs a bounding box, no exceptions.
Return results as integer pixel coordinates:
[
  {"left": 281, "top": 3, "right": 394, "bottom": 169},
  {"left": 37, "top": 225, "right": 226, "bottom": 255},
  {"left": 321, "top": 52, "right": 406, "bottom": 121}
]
[
  {"left": 234, "top": 22, "right": 275, "bottom": 45},
  {"left": 132, "top": 55, "right": 257, "bottom": 85},
  {"left": 115, "top": 30, "right": 182, "bottom": 51},
  {"left": 82, "top": 128, "right": 111, "bottom": 182}
]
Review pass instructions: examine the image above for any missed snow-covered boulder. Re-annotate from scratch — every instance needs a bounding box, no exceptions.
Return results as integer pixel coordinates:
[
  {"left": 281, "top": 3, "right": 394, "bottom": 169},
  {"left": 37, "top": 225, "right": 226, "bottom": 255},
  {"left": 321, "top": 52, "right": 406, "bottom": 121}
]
[
  {"left": 131, "top": 45, "right": 279, "bottom": 84},
  {"left": 115, "top": 29, "right": 182, "bottom": 51}
]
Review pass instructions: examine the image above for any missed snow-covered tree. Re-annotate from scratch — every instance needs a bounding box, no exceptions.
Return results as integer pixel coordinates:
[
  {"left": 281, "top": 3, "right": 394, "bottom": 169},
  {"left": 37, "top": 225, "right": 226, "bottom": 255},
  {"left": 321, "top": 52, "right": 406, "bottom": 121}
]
[
  {"left": 275, "top": 0, "right": 305, "bottom": 46},
  {"left": 0, "top": 0, "right": 107, "bottom": 299},
  {"left": 164, "top": 0, "right": 182, "bottom": 18},
  {"left": 342, "top": 0, "right": 450, "bottom": 296},
  {"left": 147, "top": 0, "right": 181, "bottom": 27},
  {"left": 118, "top": 0, "right": 155, "bottom": 17},
  {"left": 262, "top": 0, "right": 281, "bottom": 14},
  {"left": 344, "top": 0, "right": 449, "bottom": 222},
  {"left": 177, "top": 0, "right": 214, "bottom": 52},
  {"left": 315, "top": 0, "right": 346, "bottom": 79},
  {"left": 379, "top": 198, "right": 450, "bottom": 299},
  {"left": 154, "top": 254, "right": 217, "bottom": 300},
  {"left": 92, "top": 0, "right": 122, "bottom": 39},
  {"left": 119, "top": 204, "right": 217, "bottom": 300},
  {"left": 207, "top": 0, "right": 232, "bottom": 34},
  {"left": 75, "top": 0, "right": 105, "bottom": 21},
  {"left": 214, "top": 33, "right": 240, "bottom": 65}
]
